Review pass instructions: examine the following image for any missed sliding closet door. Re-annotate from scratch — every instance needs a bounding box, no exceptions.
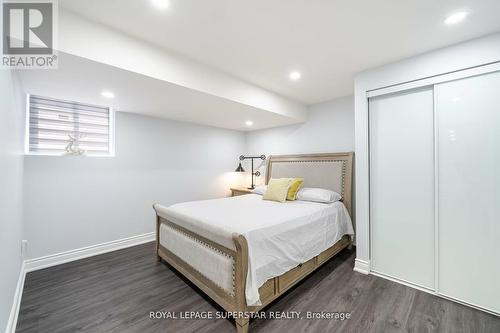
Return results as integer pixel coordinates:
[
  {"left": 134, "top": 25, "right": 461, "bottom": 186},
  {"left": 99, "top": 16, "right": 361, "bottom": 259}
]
[
  {"left": 369, "top": 88, "right": 435, "bottom": 289},
  {"left": 436, "top": 71, "right": 500, "bottom": 313}
]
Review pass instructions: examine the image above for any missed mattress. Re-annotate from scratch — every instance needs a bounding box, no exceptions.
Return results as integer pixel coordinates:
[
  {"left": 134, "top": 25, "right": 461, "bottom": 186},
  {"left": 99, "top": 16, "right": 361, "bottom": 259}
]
[{"left": 155, "top": 194, "right": 354, "bottom": 306}]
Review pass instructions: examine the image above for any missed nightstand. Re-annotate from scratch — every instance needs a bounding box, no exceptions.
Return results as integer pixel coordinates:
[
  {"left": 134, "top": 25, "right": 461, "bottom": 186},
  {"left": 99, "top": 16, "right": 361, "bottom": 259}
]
[{"left": 230, "top": 187, "right": 253, "bottom": 197}]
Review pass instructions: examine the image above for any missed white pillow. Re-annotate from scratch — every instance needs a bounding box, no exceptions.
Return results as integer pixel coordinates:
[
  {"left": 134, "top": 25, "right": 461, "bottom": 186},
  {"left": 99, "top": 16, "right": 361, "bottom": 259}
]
[
  {"left": 251, "top": 185, "right": 267, "bottom": 195},
  {"left": 296, "top": 187, "right": 341, "bottom": 203}
]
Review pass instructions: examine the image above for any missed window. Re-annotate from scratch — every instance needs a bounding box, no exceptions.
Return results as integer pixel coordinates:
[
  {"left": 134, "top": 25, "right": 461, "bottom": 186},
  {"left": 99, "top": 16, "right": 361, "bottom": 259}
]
[{"left": 26, "top": 95, "right": 114, "bottom": 156}]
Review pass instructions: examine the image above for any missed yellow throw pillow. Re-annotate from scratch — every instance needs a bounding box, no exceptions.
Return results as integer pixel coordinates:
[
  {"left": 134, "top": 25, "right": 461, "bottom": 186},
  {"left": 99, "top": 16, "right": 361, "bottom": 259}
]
[
  {"left": 286, "top": 178, "right": 304, "bottom": 201},
  {"left": 263, "top": 178, "right": 293, "bottom": 202}
]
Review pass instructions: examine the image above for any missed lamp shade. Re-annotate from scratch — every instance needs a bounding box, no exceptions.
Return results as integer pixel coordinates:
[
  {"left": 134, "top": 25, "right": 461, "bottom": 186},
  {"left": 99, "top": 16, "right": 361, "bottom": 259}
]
[{"left": 235, "top": 162, "right": 245, "bottom": 172}]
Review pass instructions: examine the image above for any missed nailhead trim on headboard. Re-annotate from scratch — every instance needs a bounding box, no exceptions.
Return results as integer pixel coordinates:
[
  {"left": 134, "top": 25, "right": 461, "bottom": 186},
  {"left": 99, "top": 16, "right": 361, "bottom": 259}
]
[{"left": 270, "top": 159, "right": 346, "bottom": 197}]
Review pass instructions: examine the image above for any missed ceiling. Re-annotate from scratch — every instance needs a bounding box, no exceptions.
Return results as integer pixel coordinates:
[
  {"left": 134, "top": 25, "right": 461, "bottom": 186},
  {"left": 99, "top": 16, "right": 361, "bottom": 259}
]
[
  {"left": 18, "top": 53, "right": 300, "bottom": 131},
  {"left": 60, "top": 0, "right": 500, "bottom": 104}
]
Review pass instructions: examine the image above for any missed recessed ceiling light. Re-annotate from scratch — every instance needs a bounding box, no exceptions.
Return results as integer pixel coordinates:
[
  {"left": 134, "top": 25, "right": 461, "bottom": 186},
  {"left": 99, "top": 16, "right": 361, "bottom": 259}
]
[
  {"left": 245, "top": 120, "right": 253, "bottom": 127},
  {"left": 444, "top": 11, "right": 468, "bottom": 25},
  {"left": 101, "top": 90, "right": 115, "bottom": 99},
  {"left": 289, "top": 71, "right": 301, "bottom": 81},
  {"left": 151, "top": 0, "right": 170, "bottom": 10}
]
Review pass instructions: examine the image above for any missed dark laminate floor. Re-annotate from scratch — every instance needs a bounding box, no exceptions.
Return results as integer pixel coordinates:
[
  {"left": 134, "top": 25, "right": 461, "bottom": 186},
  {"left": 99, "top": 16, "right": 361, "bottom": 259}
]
[{"left": 17, "top": 243, "right": 500, "bottom": 333}]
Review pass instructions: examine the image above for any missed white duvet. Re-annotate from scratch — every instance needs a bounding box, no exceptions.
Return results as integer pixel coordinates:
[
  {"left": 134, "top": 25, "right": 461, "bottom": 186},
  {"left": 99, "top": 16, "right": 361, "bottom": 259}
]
[{"left": 154, "top": 194, "right": 354, "bottom": 306}]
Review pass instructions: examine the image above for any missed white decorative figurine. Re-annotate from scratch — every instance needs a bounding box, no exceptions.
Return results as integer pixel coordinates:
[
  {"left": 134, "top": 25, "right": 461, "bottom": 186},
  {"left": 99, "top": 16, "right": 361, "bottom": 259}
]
[{"left": 64, "top": 134, "right": 86, "bottom": 156}]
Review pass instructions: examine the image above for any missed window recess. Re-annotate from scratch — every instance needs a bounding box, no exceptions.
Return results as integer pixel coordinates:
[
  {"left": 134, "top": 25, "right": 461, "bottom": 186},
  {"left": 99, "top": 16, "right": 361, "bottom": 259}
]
[{"left": 26, "top": 95, "right": 114, "bottom": 156}]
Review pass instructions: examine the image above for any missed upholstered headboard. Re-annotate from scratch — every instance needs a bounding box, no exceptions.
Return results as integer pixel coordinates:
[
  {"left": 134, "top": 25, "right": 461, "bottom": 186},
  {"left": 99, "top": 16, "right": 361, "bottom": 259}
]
[{"left": 265, "top": 153, "right": 354, "bottom": 215}]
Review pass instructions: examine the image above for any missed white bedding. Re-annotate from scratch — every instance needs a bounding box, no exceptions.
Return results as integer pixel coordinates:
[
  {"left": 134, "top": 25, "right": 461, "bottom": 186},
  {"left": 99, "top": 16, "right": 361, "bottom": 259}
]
[{"left": 154, "top": 194, "right": 354, "bottom": 306}]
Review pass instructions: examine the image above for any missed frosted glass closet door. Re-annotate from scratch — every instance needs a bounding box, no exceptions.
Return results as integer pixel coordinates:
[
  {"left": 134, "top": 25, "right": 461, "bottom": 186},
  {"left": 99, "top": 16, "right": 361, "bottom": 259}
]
[
  {"left": 437, "top": 71, "right": 500, "bottom": 313},
  {"left": 370, "top": 88, "right": 435, "bottom": 289}
]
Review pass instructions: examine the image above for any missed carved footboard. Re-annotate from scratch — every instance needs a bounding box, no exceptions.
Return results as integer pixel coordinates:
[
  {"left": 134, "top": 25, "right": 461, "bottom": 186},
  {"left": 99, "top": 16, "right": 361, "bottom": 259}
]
[
  {"left": 154, "top": 213, "right": 351, "bottom": 333},
  {"left": 155, "top": 214, "right": 251, "bottom": 332}
]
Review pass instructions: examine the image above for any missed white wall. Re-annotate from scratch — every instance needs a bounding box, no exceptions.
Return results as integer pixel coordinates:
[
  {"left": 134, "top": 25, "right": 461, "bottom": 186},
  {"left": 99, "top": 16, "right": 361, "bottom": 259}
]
[
  {"left": 23, "top": 112, "right": 246, "bottom": 259},
  {"left": 246, "top": 96, "right": 354, "bottom": 154},
  {"left": 245, "top": 96, "right": 354, "bottom": 186},
  {"left": 0, "top": 70, "right": 25, "bottom": 332},
  {"left": 354, "top": 32, "right": 500, "bottom": 273}
]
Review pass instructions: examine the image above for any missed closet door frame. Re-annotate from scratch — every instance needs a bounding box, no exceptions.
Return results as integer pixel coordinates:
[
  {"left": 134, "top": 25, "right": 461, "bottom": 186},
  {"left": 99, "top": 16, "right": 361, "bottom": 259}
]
[
  {"left": 368, "top": 87, "right": 436, "bottom": 292},
  {"left": 365, "top": 62, "right": 500, "bottom": 99},
  {"left": 363, "top": 61, "right": 500, "bottom": 317}
]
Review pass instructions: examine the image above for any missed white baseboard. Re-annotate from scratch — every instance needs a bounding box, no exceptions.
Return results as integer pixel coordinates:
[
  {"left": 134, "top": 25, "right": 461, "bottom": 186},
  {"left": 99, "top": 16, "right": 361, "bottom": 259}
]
[
  {"left": 5, "top": 232, "right": 155, "bottom": 333},
  {"left": 353, "top": 258, "right": 370, "bottom": 274},
  {"left": 5, "top": 262, "right": 26, "bottom": 333},
  {"left": 24, "top": 232, "right": 155, "bottom": 273}
]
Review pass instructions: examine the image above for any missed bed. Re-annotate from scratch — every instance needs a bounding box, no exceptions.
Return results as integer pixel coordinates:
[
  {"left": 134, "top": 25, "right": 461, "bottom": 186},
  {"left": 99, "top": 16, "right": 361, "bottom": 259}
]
[{"left": 153, "top": 152, "right": 354, "bottom": 332}]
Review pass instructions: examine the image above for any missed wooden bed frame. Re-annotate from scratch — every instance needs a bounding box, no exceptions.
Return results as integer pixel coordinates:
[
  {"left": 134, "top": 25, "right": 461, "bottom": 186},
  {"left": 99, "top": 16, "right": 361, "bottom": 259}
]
[{"left": 154, "top": 152, "right": 354, "bottom": 333}]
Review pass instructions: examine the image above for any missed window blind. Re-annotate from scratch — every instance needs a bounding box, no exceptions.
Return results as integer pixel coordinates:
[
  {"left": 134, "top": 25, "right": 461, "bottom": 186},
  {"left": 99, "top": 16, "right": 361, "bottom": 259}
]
[{"left": 27, "top": 95, "right": 113, "bottom": 156}]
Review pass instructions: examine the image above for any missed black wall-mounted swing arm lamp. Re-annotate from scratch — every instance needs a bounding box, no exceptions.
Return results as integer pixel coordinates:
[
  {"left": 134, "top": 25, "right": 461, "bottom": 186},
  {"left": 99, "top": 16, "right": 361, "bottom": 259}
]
[{"left": 235, "top": 154, "right": 266, "bottom": 189}]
